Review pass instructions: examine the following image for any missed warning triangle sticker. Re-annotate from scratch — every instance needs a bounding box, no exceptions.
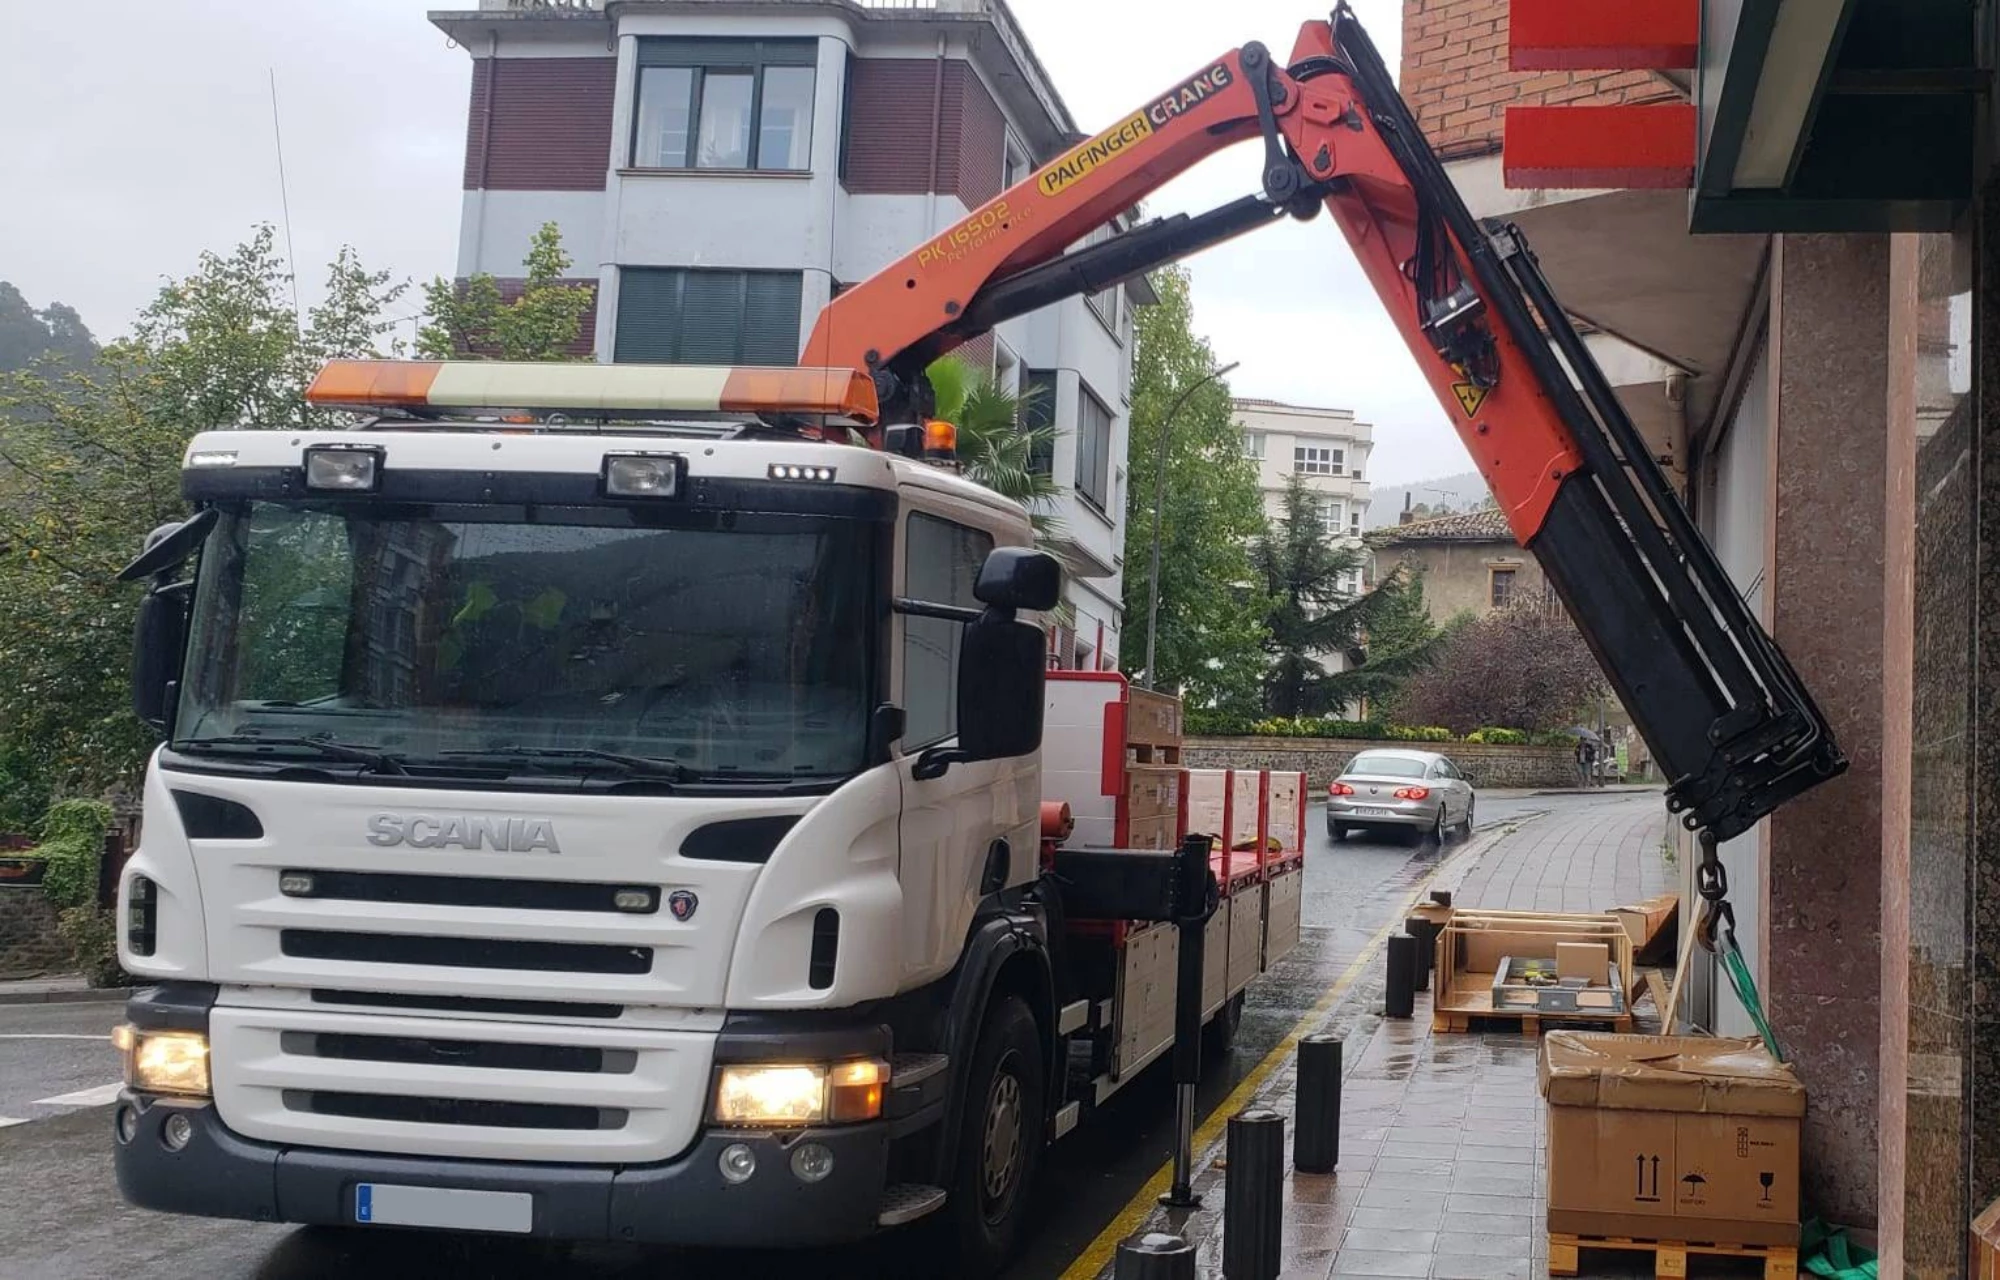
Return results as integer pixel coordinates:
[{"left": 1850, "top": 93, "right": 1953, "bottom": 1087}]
[{"left": 1451, "top": 381, "right": 1488, "bottom": 417}]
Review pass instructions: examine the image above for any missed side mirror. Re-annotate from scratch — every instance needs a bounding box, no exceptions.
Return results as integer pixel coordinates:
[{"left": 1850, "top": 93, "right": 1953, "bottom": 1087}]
[
  {"left": 117, "top": 508, "right": 219, "bottom": 584},
  {"left": 132, "top": 582, "right": 192, "bottom": 735},
  {"left": 975, "top": 547, "right": 1061, "bottom": 613},
  {"left": 913, "top": 608, "right": 1046, "bottom": 780}
]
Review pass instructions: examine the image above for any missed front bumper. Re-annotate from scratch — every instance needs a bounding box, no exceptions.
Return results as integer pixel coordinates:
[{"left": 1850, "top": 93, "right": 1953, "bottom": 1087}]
[{"left": 112, "top": 1094, "right": 895, "bottom": 1246}]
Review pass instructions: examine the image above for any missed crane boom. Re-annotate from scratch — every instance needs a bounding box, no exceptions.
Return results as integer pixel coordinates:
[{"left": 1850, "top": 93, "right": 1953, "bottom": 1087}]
[{"left": 805, "top": 4, "right": 1845, "bottom": 841}]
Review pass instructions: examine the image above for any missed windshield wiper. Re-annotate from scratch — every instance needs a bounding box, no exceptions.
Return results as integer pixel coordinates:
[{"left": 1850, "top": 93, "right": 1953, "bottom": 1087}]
[
  {"left": 437, "top": 746, "right": 694, "bottom": 783},
  {"left": 173, "top": 735, "right": 409, "bottom": 776}
]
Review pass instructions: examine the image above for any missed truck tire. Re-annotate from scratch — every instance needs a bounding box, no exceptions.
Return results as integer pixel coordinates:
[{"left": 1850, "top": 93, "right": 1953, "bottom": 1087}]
[{"left": 948, "top": 996, "right": 1045, "bottom": 1277}]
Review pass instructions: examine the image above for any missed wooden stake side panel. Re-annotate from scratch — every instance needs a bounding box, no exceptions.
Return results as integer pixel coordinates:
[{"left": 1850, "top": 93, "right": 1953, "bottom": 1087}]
[
  {"left": 1183, "top": 769, "right": 1230, "bottom": 840},
  {"left": 1229, "top": 769, "right": 1264, "bottom": 854},
  {"left": 1265, "top": 771, "right": 1306, "bottom": 856},
  {"left": 1549, "top": 1232, "right": 1798, "bottom": 1280},
  {"left": 1265, "top": 866, "right": 1304, "bottom": 970},
  {"left": 1115, "top": 923, "right": 1180, "bottom": 1078}
]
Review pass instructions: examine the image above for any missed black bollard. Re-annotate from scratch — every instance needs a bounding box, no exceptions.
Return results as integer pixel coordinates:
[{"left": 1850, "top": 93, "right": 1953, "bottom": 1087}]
[
  {"left": 1384, "top": 934, "right": 1416, "bottom": 1018},
  {"left": 1430, "top": 889, "right": 1453, "bottom": 908},
  {"left": 1222, "top": 1110, "right": 1285, "bottom": 1280},
  {"left": 1161, "top": 834, "right": 1214, "bottom": 1209},
  {"left": 1293, "top": 1034, "right": 1342, "bottom": 1174},
  {"left": 1405, "top": 916, "right": 1441, "bottom": 988},
  {"left": 1114, "top": 1231, "right": 1198, "bottom": 1280}
]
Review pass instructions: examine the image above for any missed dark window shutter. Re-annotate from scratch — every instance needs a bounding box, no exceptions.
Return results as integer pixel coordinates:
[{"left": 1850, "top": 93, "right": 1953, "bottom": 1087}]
[
  {"left": 742, "top": 273, "right": 804, "bottom": 365},
  {"left": 614, "top": 268, "right": 800, "bottom": 365},
  {"left": 638, "top": 37, "right": 817, "bottom": 68},
  {"left": 613, "top": 269, "right": 685, "bottom": 363}
]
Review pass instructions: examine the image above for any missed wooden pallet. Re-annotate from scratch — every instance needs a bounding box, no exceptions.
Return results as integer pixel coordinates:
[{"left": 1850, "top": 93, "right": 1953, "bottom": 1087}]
[
  {"left": 1432, "top": 1009, "right": 1636, "bottom": 1036},
  {"left": 1127, "top": 742, "right": 1183, "bottom": 765},
  {"left": 1550, "top": 1231, "right": 1797, "bottom": 1279}
]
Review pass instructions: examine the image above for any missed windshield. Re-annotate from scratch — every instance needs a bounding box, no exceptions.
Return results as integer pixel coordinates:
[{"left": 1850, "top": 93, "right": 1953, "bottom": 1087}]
[
  {"left": 1345, "top": 754, "right": 1428, "bottom": 779},
  {"left": 175, "top": 500, "right": 879, "bottom": 783}
]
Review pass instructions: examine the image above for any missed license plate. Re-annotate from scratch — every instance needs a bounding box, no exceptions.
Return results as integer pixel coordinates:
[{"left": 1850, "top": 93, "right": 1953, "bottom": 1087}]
[
  {"left": 355, "top": 1184, "right": 533, "bottom": 1234},
  {"left": 1350, "top": 806, "right": 1393, "bottom": 817}
]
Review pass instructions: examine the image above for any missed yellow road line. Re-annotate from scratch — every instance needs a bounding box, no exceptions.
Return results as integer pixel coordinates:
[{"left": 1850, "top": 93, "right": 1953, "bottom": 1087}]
[{"left": 1058, "top": 848, "right": 1475, "bottom": 1280}]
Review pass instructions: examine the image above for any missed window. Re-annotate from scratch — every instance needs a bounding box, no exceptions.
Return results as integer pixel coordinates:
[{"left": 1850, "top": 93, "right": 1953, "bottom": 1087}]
[
  {"left": 1022, "top": 369, "right": 1058, "bottom": 477},
  {"left": 1004, "top": 137, "right": 1030, "bottom": 190},
  {"left": 615, "top": 268, "right": 802, "bottom": 365},
  {"left": 1076, "top": 383, "right": 1113, "bottom": 510},
  {"left": 633, "top": 39, "right": 817, "bottom": 171},
  {"left": 1349, "top": 512, "right": 1362, "bottom": 536},
  {"left": 1318, "top": 498, "right": 1345, "bottom": 535},
  {"left": 1242, "top": 432, "right": 1265, "bottom": 460},
  {"left": 902, "top": 514, "right": 993, "bottom": 748},
  {"left": 1489, "top": 567, "right": 1517, "bottom": 609},
  {"left": 1294, "top": 445, "right": 1344, "bottom": 476},
  {"left": 1080, "top": 224, "right": 1123, "bottom": 334}
]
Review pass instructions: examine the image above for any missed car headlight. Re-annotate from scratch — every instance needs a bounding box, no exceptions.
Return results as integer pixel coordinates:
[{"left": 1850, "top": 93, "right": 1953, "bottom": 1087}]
[
  {"left": 112, "top": 1025, "right": 210, "bottom": 1098},
  {"left": 712, "top": 1059, "right": 887, "bottom": 1126}
]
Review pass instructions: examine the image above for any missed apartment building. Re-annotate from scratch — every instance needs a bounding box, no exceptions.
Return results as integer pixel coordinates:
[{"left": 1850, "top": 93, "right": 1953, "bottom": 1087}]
[
  {"left": 1234, "top": 397, "right": 1374, "bottom": 573},
  {"left": 428, "top": 0, "right": 1146, "bottom": 670}
]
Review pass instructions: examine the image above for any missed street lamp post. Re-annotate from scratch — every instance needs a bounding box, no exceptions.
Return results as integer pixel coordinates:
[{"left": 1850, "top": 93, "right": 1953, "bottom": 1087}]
[{"left": 1143, "top": 359, "right": 1241, "bottom": 691}]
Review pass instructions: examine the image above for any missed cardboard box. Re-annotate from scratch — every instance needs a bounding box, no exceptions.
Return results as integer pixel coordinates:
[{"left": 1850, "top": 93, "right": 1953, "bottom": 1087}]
[
  {"left": 1609, "top": 892, "right": 1680, "bottom": 966},
  {"left": 1557, "top": 941, "right": 1610, "bottom": 986},
  {"left": 1541, "top": 1032, "right": 1804, "bottom": 1247}
]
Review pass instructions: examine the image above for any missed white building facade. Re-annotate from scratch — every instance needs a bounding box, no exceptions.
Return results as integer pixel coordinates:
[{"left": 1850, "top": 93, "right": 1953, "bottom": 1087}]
[
  {"left": 431, "top": 0, "right": 1144, "bottom": 670},
  {"left": 1235, "top": 398, "right": 1373, "bottom": 588}
]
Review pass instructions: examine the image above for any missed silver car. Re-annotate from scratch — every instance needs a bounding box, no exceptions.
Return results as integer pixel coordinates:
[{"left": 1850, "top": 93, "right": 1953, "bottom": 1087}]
[{"left": 1325, "top": 748, "right": 1476, "bottom": 844}]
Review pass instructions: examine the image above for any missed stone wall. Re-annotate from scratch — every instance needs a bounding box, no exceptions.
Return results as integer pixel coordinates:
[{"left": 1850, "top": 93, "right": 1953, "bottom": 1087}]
[
  {"left": 1183, "top": 736, "right": 1578, "bottom": 791},
  {"left": 0, "top": 890, "right": 68, "bottom": 979}
]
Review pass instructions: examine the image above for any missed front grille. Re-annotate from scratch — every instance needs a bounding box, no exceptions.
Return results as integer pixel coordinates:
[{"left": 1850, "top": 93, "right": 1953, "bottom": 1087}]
[
  {"left": 311, "top": 989, "right": 625, "bottom": 1020},
  {"left": 282, "top": 869, "right": 658, "bottom": 915},
  {"left": 284, "top": 1090, "right": 626, "bottom": 1131},
  {"left": 281, "top": 930, "right": 652, "bottom": 975},
  {"left": 280, "top": 1031, "right": 636, "bottom": 1075}
]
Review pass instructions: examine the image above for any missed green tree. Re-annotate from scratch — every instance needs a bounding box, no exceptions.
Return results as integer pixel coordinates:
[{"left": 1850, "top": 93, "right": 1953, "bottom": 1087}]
[
  {"left": 1391, "top": 601, "right": 1605, "bottom": 733},
  {"left": 1252, "top": 476, "right": 1418, "bottom": 718},
  {"left": 0, "top": 228, "right": 406, "bottom": 811},
  {"left": 1320, "top": 566, "right": 1449, "bottom": 713},
  {"left": 417, "top": 222, "right": 595, "bottom": 361},
  {"left": 1120, "top": 266, "right": 1269, "bottom": 714}
]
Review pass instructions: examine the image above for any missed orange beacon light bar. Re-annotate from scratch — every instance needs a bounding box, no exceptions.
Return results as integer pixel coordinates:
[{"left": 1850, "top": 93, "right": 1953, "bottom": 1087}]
[{"left": 305, "top": 360, "right": 881, "bottom": 424}]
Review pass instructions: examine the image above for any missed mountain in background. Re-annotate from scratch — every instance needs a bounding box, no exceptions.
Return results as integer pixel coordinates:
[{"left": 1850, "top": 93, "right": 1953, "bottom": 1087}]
[
  {"left": 0, "top": 282, "right": 97, "bottom": 374},
  {"left": 1365, "top": 470, "right": 1493, "bottom": 528}
]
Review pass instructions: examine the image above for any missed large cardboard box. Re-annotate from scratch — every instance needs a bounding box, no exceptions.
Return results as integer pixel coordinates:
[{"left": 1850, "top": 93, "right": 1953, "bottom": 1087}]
[{"left": 1541, "top": 1032, "right": 1804, "bottom": 1247}]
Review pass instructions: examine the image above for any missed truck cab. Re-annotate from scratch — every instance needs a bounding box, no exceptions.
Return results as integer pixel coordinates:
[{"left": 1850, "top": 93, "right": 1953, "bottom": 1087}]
[{"left": 113, "top": 404, "right": 1069, "bottom": 1270}]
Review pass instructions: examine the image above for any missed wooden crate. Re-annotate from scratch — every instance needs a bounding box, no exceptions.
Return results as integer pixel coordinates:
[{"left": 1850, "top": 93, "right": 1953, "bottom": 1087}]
[
  {"left": 1550, "top": 1232, "right": 1797, "bottom": 1279},
  {"left": 1434, "top": 1009, "right": 1636, "bottom": 1035},
  {"left": 1125, "top": 686, "right": 1183, "bottom": 747},
  {"left": 1432, "top": 909, "right": 1635, "bottom": 1032},
  {"left": 1121, "top": 813, "right": 1176, "bottom": 851}
]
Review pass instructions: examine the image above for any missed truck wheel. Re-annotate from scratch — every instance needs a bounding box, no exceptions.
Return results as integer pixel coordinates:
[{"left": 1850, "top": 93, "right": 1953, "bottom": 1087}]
[
  {"left": 948, "top": 996, "right": 1044, "bottom": 1277},
  {"left": 1204, "top": 991, "right": 1244, "bottom": 1055}
]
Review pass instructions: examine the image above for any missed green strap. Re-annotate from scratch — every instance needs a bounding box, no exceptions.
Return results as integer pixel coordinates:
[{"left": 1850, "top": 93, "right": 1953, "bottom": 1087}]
[
  {"left": 1802, "top": 1218, "right": 1879, "bottom": 1279},
  {"left": 1717, "top": 932, "right": 1786, "bottom": 1062}
]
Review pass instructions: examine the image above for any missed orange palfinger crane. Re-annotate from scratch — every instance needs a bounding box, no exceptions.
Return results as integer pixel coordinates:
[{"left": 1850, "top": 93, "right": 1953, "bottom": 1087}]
[{"left": 808, "top": 5, "right": 1845, "bottom": 846}]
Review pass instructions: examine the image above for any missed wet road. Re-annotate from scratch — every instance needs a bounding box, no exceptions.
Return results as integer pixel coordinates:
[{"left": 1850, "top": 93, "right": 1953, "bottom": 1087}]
[{"left": 0, "top": 794, "right": 1564, "bottom": 1280}]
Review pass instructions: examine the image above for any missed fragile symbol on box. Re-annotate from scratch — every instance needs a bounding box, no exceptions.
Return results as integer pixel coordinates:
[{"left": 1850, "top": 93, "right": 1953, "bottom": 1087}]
[{"left": 1633, "top": 1153, "right": 1662, "bottom": 1202}]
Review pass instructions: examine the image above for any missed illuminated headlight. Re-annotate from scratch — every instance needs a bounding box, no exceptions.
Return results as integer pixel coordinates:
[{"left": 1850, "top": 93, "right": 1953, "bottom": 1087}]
[
  {"left": 603, "top": 453, "right": 684, "bottom": 498},
  {"left": 768, "top": 463, "right": 837, "bottom": 482},
  {"left": 113, "top": 1026, "right": 211, "bottom": 1098},
  {"left": 303, "top": 446, "right": 382, "bottom": 492},
  {"left": 712, "top": 1059, "right": 888, "bottom": 1126}
]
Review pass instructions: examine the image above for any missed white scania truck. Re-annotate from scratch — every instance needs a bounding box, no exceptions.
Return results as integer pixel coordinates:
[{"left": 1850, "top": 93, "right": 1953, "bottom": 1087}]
[{"left": 108, "top": 358, "right": 1254, "bottom": 1274}]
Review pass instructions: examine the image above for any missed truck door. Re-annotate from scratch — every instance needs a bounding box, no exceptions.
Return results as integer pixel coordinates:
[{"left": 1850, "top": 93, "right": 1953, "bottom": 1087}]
[{"left": 893, "top": 505, "right": 1041, "bottom": 990}]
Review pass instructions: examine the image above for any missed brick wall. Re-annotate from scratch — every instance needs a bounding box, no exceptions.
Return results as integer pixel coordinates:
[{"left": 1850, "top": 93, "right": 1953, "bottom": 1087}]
[
  {"left": 465, "top": 57, "right": 618, "bottom": 191},
  {"left": 0, "top": 891, "right": 67, "bottom": 980},
  {"left": 1184, "top": 736, "right": 1578, "bottom": 790},
  {"left": 1399, "top": 0, "right": 1681, "bottom": 158},
  {"left": 843, "top": 58, "right": 1005, "bottom": 207}
]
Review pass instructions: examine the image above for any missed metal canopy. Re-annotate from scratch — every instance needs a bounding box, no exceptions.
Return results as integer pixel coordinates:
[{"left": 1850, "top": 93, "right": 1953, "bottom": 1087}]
[{"left": 1694, "top": 0, "right": 1977, "bottom": 233}]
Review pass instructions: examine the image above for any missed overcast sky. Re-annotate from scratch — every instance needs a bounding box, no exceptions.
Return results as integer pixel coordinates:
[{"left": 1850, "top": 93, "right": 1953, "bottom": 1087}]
[{"left": 0, "top": 0, "right": 1467, "bottom": 485}]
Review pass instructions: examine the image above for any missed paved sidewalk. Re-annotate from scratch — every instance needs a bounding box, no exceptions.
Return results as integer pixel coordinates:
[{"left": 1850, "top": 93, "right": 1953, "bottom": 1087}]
[
  {"left": 1103, "top": 792, "right": 1674, "bottom": 1279},
  {"left": 0, "top": 975, "right": 128, "bottom": 1005}
]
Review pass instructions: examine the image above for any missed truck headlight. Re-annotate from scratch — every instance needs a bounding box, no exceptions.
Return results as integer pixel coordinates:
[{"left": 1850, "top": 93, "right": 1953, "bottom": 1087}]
[
  {"left": 712, "top": 1059, "right": 887, "bottom": 1126},
  {"left": 112, "top": 1025, "right": 211, "bottom": 1098}
]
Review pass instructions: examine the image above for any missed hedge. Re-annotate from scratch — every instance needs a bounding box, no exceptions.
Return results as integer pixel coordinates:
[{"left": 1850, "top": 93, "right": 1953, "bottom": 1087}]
[
  {"left": 1183, "top": 712, "right": 1567, "bottom": 748},
  {"left": 34, "top": 799, "right": 113, "bottom": 911}
]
